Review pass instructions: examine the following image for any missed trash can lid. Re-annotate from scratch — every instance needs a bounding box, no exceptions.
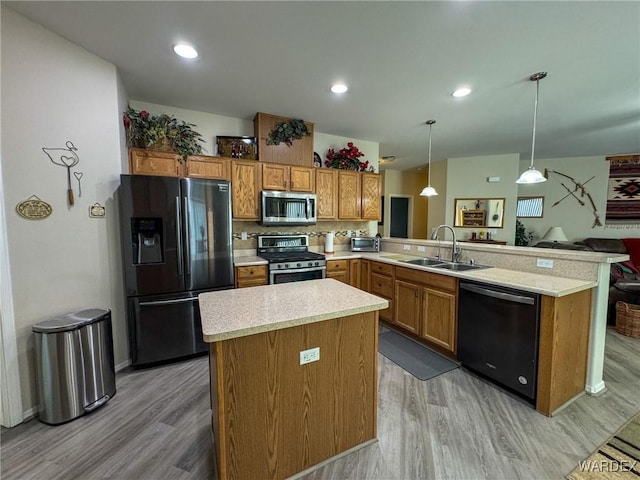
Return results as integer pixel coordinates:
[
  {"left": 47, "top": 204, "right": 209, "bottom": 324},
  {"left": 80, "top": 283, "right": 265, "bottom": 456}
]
[{"left": 32, "top": 308, "right": 110, "bottom": 333}]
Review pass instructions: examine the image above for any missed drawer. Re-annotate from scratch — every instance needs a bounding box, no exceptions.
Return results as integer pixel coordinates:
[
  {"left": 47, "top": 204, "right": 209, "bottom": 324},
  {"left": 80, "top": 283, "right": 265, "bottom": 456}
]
[
  {"left": 371, "top": 272, "right": 393, "bottom": 297},
  {"left": 235, "top": 265, "right": 268, "bottom": 280},
  {"left": 371, "top": 261, "right": 393, "bottom": 275},
  {"left": 236, "top": 278, "right": 268, "bottom": 289},
  {"left": 327, "top": 260, "right": 348, "bottom": 271},
  {"left": 395, "top": 266, "right": 457, "bottom": 292}
]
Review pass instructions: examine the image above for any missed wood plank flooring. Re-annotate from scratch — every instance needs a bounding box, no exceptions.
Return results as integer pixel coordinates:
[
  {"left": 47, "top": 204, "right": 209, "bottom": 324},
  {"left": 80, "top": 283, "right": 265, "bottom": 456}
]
[{"left": 2, "top": 328, "right": 639, "bottom": 480}]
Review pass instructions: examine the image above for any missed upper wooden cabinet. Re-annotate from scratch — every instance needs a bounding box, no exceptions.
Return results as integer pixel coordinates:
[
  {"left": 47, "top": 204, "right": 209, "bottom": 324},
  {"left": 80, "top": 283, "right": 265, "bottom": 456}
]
[
  {"left": 231, "top": 160, "right": 260, "bottom": 220},
  {"left": 338, "top": 171, "right": 362, "bottom": 220},
  {"left": 254, "top": 112, "right": 314, "bottom": 166},
  {"left": 361, "top": 173, "right": 381, "bottom": 221},
  {"left": 316, "top": 169, "right": 338, "bottom": 219},
  {"left": 262, "top": 163, "right": 315, "bottom": 192},
  {"left": 129, "top": 148, "right": 184, "bottom": 177},
  {"left": 129, "top": 149, "right": 233, "bottom": 181},
  {"left": 186, "top": 155, "right": 231, "bottom": 180},
  {"left": 336, "top": 171, "right": 381, "bottom": 221}
]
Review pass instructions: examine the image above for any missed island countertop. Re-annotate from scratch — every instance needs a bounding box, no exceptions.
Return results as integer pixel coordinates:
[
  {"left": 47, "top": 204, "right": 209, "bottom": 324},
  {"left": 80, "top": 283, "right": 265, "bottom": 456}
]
[{"left": 199, "top": 278, "right": 388, "bottom": 342}]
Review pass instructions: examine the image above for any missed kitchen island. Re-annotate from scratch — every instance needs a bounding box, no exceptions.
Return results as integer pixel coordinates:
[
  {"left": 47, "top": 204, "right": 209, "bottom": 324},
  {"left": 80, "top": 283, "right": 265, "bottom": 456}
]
[{"left": 199, "top": 279, "right": 388, "bottom": 480}]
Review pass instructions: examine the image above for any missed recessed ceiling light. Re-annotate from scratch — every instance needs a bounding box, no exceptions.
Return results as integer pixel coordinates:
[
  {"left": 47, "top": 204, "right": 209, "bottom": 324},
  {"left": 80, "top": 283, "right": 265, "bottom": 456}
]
[
  {"left": 452, "top": 87, "right": 471, "bottom": 98},
  {"left": 173, "top": 44, "right": 198, "bottom": 59},
  {"left": 330, "top": 83, "right": 348, "bottom": 94}
]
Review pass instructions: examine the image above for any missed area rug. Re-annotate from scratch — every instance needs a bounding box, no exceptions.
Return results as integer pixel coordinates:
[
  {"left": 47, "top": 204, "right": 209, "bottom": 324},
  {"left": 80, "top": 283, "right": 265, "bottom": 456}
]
[
  {"left": 378, "top": 329, "right": 459, "bottom": 381},
  {"left": 567, "top": 411, "right": 640, "bottom": 479}
]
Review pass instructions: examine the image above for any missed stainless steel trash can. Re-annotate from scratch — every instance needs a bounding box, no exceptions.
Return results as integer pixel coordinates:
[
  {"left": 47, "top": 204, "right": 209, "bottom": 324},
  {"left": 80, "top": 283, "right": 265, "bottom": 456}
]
[{"left": 32, "top": 308, "right": 116, "bottom": 425}]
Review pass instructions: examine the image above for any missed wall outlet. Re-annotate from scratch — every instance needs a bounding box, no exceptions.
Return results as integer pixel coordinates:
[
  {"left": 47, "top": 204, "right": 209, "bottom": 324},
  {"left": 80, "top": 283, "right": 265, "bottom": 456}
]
[
  {"left": 417, "top": 246, "right": 426, "bottom": 252},
  {"left": 536, "top": 258, "right": 554, "bottom": 268},
  {"left": 403, "top": 244, "right": 411, "bottom": 251},
  {"left": 241, "top": 231, "right": 247, "bottom": 240},
  {"left": 300, "top": 347, "right": 320, "bottom": 365}
]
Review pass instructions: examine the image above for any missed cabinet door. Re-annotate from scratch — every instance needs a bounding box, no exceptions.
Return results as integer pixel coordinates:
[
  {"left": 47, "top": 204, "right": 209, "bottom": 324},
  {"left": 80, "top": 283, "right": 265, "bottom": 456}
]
[
  {"left": 349, "top": 259, "right": 361, "bottom": 289},
  {"left": 361, "top": 173, "right": 381, "bottom": 220},
  {"left": 129, "top": 148, "right": 183, "bottom": 177},
  {"left": 235, "top": 265, "right": 268, "bottom": 288},
  {"left": 394, "top": 280, "right": 422, "bottom": 335},
  {"left": 338, "top": 171, "right": 361, "bottom": 219},
  {"left": 421, "top": 287, "right": 457, "bottom": 353},
  {"left": 262, "top": 163, "right": 289, "bottom": 190},
  {"left": 232, "top": 160, "right": 260, "bottom": 220},
  {"left": 360, "top": 259, "right": 371, "bottom": 292},
  {"left": 290, "top": 166, "right": 315, "bottom": 192},
  {"left": 254, "top": 112, "right": 314, "bottom": 166},
  {"left": 316, "top": 169, "right": 338, "bottom": 219},
  {"left": 326, "top": 260, "right": 349, "bottom": 284},
  {"left": 186, "top": 155, "right": 231, "bottom": 180}
]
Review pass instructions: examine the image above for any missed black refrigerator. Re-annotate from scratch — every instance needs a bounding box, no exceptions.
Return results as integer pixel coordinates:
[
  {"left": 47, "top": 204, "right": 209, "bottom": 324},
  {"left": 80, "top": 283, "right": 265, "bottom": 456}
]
[{"left": 119, "top": 175, "right": 234, "bottom": 366}]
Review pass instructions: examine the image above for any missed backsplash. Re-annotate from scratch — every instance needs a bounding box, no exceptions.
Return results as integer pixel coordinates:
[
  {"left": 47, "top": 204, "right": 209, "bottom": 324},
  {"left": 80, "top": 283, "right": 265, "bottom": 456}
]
[{"left": 232, "top": 221, "right": 372, "bottom": 250}]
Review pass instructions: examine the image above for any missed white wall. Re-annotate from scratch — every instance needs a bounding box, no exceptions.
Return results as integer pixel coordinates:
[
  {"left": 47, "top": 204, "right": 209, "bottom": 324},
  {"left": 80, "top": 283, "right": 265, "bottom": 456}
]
[
  {"left": 517, "top": 155, "right": 640, "bottom": 242},
  {"left": 446, "top": 153, "right": 520, "bottom": 244},
  {"left": 1, "top": 6, "right": 126, "bottom": 417}
]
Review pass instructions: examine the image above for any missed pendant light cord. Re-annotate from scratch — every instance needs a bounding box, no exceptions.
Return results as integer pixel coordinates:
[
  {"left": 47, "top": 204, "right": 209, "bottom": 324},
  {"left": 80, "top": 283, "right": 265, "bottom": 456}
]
[
  {"left": 530, "top": 78, "right": 540, "bottom": 169},
  {"left": 427, "top": 122, "right": 433, "bottom": 186}
]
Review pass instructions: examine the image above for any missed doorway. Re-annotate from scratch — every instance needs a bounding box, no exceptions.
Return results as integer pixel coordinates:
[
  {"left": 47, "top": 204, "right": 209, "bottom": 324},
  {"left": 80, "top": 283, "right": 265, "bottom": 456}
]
[{"left": 389, "top": 195, "right": 413, "bottom": 238}]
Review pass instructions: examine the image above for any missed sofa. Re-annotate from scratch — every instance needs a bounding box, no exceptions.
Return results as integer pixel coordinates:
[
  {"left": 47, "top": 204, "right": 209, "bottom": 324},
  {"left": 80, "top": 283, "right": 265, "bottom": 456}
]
[{"left": 535, "top": 237, "right": 640, "bottom": 325}]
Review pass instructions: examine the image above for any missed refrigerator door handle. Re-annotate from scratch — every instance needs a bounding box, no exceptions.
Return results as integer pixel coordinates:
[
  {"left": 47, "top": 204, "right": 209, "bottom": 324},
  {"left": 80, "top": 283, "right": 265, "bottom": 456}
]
[
  {"left": 175, "top": 196, "right": 183, "bottom": 275},
  {"left": 139, "top": 297, "right": 198, "bottom": 306},
  {"left": 183, "top": 197, "right": 191, "bottom": 275}
]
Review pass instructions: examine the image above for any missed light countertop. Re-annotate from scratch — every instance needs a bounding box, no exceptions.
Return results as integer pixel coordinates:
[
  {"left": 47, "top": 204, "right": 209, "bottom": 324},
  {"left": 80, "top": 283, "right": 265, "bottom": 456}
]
[
  {"left": 233, "top": 250, "right": 598, "bottom": 297},
  {"left": 199, "top": 278, "right": 388, "bottom": 342}
]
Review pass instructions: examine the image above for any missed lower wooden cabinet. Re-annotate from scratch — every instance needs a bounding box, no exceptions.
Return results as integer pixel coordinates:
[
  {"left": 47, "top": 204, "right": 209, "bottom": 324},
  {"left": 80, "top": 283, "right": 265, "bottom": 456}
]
[
  {"left": 235, "top": 265, "right": 268, "bottom": 288},
  {"left": 369, "top": 261, "right": 394, "bottom": 323},
  {"left": 394, "top": 266, "right": 458, "bottom": 354},
  {"left": 326, "top": 259, "right": 349, "bottom": 284}
]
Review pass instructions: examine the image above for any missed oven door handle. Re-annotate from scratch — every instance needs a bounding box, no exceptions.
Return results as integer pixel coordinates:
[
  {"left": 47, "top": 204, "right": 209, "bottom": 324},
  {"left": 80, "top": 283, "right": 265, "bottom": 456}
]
[
  {"left": 460, "top": 283, "right": 535, "bottom": 305},
  {"left": 272, "top": 266, "right": 326, "bottom": 275}
]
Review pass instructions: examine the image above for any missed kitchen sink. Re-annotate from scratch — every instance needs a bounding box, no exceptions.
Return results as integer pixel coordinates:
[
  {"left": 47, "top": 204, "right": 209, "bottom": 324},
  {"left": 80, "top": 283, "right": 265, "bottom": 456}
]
[
  {"left": 403, "top": 258, "right": 447, "bottom": 267},
  {"left": 433, "top": 262, "right": 490, "bottom": 271}
]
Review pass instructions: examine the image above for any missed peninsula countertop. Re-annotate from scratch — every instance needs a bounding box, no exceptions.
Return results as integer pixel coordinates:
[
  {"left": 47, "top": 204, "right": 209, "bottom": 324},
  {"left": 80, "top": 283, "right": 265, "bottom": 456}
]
[{"left": 199, "top": 278, "right": 388, "bottom": 342}]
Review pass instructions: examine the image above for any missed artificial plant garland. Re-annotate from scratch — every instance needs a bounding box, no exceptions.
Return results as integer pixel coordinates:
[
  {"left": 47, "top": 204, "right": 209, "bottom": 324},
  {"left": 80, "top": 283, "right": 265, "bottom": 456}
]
[{"left": 266, "top": 119, "right": 311, "bottom": 147}]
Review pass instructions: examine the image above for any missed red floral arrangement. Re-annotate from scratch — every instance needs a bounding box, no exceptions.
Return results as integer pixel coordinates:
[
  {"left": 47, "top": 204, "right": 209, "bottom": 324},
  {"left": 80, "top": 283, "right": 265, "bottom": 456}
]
[{"left": 325, "top": 142, "right": 370, "bottom": 171}]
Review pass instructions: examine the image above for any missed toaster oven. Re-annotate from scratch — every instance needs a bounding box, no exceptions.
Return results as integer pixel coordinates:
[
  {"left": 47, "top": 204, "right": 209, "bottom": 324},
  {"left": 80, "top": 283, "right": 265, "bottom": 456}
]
[{"left": 351, "top": 236, "right": 380, "bottom": 252}]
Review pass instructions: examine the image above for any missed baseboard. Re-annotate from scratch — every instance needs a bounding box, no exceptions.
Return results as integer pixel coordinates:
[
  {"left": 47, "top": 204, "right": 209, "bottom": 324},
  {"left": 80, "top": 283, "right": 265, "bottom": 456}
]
[
  {"left": 115, "top": 359, "right": 131, "bottom": 372},
  {"left": 22, "top": 406, "right": 38, "bottom": 422},
  {"left": 585, "top": 380, "right": 606, "bottom": 395}
]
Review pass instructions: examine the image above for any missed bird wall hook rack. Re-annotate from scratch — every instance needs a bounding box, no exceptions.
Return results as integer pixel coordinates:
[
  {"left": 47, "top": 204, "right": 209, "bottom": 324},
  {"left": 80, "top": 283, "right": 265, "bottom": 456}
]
[{"left": 42, "top": 141, "right": 80, "bottom": 207}]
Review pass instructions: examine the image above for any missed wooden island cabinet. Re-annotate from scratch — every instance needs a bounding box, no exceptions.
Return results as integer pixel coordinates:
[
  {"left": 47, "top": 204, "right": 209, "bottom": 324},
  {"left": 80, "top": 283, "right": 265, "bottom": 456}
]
[{"left": 199, "top": 279, "right": 387, "bottom": 480}]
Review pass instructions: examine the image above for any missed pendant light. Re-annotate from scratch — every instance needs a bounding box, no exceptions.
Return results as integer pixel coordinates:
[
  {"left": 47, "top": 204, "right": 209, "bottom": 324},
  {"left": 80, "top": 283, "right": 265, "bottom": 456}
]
[
  {"left": 516, "top": 72, "right": 548, "bottom": 184},
  {"left": 420, "top": 120, "right": 438, "bottom": 196}
]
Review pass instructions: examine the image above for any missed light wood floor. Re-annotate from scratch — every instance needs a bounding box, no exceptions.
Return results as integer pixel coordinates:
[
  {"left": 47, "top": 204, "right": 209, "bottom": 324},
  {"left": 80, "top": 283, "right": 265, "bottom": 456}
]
[{"left": 2, "top": 328, "right": 639, "bottom": 480}]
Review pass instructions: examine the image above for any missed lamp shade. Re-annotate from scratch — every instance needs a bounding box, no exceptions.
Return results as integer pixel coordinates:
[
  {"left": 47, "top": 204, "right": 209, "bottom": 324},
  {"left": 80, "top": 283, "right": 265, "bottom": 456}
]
[
  {"left": 516, "top": 166, "right": 547, "bottom": 184},
  {"left": 420, "top": 185, "right": 438, "bottom": 197},
  {"left": 542, "top": 226, "right": 568, "bottom": 242}
]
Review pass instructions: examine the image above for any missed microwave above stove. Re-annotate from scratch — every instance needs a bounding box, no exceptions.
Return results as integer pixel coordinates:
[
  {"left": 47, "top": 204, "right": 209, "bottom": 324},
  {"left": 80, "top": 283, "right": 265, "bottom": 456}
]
[
  {"left": 351, "top": 236, "right": 380, "bottom": 252},
  {"left": 261, "top": 191, "right": 316, "bottom": 226}
]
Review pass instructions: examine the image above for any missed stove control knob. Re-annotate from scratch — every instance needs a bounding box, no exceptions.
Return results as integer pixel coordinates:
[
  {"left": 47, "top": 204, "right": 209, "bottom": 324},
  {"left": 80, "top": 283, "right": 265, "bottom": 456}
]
[
  {"left": 315, "top": 261, "right": 319, "bottom": 266},
  {"left": 284, "top": 263, "right": 289, "bottom": 268},
  {"left": 297, "top": 263, "right": 302, "bottom": 267},
  {"left": 308, "top": 262, "right": 313, "bottom": 267}
]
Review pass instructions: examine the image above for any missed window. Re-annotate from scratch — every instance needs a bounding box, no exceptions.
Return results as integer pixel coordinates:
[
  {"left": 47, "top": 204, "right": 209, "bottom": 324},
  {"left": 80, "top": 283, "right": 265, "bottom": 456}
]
[{"left": 516, "top": 196, "right": 544, "bottom": 218}]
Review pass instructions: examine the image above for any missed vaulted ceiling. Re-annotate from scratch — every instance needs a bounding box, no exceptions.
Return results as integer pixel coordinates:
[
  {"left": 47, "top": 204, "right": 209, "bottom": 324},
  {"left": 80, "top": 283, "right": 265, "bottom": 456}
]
[{"left": 5, "top": 1, "right": 640, "bottom": 170}]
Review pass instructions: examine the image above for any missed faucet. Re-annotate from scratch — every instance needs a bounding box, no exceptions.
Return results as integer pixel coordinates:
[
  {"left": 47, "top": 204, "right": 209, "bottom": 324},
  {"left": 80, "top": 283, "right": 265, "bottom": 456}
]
[{"left": 431, "top": 224, "right": 461, "bottom": 262}]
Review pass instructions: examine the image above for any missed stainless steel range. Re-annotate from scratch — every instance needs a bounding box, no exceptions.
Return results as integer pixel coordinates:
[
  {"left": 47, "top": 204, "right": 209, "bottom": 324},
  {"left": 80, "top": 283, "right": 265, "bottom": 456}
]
[{"left": 257, "top": 234, "right": 326, "bottom": 284}]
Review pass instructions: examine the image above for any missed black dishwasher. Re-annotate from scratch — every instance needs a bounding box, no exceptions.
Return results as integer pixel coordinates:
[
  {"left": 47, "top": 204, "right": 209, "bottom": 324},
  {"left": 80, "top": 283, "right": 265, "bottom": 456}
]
[{"left": 457, "top": 281, "right": 540, "bottom": 401}]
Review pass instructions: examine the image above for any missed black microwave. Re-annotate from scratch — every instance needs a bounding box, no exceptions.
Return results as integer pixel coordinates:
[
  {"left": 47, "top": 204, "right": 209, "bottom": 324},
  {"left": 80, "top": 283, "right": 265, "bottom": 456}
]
[{"left": 351, "top": 237, "right": 380, "bottom": 252}]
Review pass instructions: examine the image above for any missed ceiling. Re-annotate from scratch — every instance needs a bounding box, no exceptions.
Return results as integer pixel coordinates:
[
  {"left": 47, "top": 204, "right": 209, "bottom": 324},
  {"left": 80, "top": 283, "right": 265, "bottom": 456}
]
[{"left": 5, "top": 1, "right": 640, "bottom": 171}]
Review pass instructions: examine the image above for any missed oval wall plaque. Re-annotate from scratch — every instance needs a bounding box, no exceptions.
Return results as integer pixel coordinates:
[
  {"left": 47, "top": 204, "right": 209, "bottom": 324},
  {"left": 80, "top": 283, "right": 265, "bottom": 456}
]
[{"left": 16, "top": 196, "right": 52, "bottom": 220}]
